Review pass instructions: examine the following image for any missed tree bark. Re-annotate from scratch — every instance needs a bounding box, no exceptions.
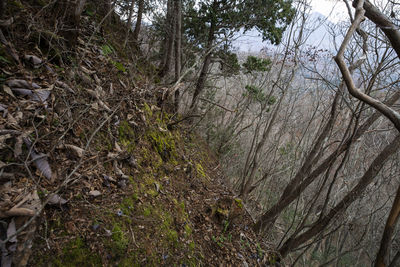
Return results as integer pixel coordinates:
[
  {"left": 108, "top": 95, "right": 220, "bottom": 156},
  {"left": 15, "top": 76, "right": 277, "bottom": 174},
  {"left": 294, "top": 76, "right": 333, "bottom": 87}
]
[
  {"left": 189, "top": 15, "right": 216, "bottom": 109},
  {"left": 132, "top": 0, "right": 144, "bottom": 48},
  {"left": 174, "top": 0, "right": 182, "bottom": 111},
  {"left": 335, "top": 0, "right": 400, "bottom": 132},
  {"left": 353, "top": 0, "right": 400, "bottom": 59},
  {"left": 123, "top": 0, "right": 136, "bottom": 48},
  {"left": 375, "top": 183, "right": 400, "bottom": 267},
  {"left": 278, "top": 135, "right": 400, "bottom": 258}
]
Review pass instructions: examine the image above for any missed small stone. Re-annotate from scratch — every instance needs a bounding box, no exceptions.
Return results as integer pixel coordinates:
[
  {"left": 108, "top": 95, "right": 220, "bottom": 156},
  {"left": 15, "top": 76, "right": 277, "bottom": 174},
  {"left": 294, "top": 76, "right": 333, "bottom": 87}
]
[
  {"left": 24, "top": 54, "right": 42, "bottom": 66},
  {"left": 118, "top": 180, "right": 127, "bottom": 188},
  {"left": 89, "top": 190, "right": 101, "bottom": 197},
  {"left": 93, "top": 224, "right": 100, "bottom": 231}
]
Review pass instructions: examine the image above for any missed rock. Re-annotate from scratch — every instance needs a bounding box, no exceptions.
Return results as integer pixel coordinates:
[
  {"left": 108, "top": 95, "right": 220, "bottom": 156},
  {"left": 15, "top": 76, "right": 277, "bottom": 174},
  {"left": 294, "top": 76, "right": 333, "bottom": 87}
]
[
  {"left": 117, "top": 179, "right": 127, "bottom": 188},
  {"left": 24, "top": 54, "right": 42, "bottom": 67},
  {"left": 48, "top": 194, "right": 68, "bottom": 205},
  {"left": 89, "top": 190, "right": 101, "bottom": 197}
]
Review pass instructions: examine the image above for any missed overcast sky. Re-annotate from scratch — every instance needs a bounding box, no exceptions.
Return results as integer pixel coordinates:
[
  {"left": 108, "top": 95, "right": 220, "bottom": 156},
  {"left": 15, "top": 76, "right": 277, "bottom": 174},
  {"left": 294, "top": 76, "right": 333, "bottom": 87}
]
[
  {"left": 234, "top": 0, "right": 350, "bottom": 52},
  {"left": 311, "top": 0, "right": 348, "bottom": 23}
]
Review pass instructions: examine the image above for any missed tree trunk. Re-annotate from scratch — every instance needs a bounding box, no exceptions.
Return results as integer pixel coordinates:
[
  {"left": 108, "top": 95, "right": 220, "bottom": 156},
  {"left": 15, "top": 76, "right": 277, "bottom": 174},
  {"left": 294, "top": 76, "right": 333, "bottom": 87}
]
[
  {"left": 159, "top": 0, "right": 175, "bottom": 77},
  {"left": 375, "top": 183, "right": 400, "bottom": 267},
  {"left": 72, "top": 0, "right": 86, "bottom": 48},
  {"left": 173, "top": 0, "right": 182, "bottom": 112},
  {"left": 189, "top": 16, "right": 216, "bottom": 109},
  {"left": 123, "top": 0, "right": 136, "bottom": 48},
  {"left": 132, "top": 0, "right": 144, "bottom": 48},
  {"left": 278, "top": 135, "right": 400, "bottom": 258},
  {"left": 353, "top": 0, "right": 400, "bottom": 60}
]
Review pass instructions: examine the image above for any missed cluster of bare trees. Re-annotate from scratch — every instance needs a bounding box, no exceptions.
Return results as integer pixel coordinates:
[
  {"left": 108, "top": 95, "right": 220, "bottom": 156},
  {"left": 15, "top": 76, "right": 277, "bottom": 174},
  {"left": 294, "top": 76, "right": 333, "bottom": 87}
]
[{"left": 194, "top": 0, "right": 400, "bottom": 265}]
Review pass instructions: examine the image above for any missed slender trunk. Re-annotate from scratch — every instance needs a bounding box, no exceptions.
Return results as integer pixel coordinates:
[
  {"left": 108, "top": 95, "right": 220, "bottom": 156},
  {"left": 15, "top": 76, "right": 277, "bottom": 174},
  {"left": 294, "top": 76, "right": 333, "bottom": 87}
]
[
  {"left": 354, "top": 0, "right": 400, "bottom": 60},
  {"left": 132, "top": 0, "right": 144, "bottom": 47},
  {"left": 240, "top": 92, "right": 286, "bottom": 197},
  {"left": 278, "top": 135, "right": 400, "bottom": 258},
  {"left": 174, "top": 0, "right": 182, "bottom": 111},
  {"left": 253, "top": 91, "right": 400, "bottom": 233},
  {"left": 160, "top": 0, "right": 175, "bottom": 77},
  {"left": 123, "top": 0, "right": 136, "bottom": 48},
  {"left": 375, "top": 183, "right": 400, "bottom": 267},
  {"left": 104, "top": 0, "right": 113, "bottom": 25},
  {"left": 189, "top": 17, "right": 216, "bottom": 109}
]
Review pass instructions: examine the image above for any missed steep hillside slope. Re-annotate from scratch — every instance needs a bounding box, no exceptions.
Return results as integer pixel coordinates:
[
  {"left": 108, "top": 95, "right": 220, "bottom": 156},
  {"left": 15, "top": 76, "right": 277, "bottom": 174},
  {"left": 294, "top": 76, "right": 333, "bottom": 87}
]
[{"left": 0, "top": 2, "right": 276, "bottom": 266}]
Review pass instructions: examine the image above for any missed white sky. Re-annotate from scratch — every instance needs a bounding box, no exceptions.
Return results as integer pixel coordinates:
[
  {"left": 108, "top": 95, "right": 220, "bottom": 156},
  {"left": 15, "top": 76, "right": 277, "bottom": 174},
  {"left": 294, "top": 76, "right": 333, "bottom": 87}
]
[{"left": 311, "top": 0, "right": 349, "bottom": 23}]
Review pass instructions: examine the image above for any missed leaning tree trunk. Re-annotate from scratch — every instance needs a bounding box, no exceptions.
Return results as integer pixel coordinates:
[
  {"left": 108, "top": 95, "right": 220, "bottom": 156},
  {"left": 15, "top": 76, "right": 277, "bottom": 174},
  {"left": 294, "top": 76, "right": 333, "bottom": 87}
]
[
  {"left": 278, "top": 135, "right": 400, "bottom": 258},
  {"left": 375, "top": 183, "right": 400, "bottom": 267},
  {"left": 173, "top": 0, "right": 182, "bottom": 112},
  {"left": 189, "top": 18, "right": 216, "bottom": 109},
  {"left": 132, "top": 0, "right": 144, "bottom": 48}
]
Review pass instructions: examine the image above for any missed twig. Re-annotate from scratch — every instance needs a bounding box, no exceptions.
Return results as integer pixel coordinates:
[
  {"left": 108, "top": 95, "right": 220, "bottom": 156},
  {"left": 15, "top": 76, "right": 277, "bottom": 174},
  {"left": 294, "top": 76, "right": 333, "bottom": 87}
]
[
  {"left": 199, "top": 97, "right": 235, "bottom": 112},
  {"left": 167, "top": 114, "right": 202, "bottom": 128}
]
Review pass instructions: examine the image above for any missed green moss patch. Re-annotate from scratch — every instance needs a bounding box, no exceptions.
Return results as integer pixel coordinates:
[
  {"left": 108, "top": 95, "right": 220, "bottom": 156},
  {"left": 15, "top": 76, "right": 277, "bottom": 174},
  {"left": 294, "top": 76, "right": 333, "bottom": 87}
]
[{"left": 53, "top": 238, "right": 102, "bottom": 267}]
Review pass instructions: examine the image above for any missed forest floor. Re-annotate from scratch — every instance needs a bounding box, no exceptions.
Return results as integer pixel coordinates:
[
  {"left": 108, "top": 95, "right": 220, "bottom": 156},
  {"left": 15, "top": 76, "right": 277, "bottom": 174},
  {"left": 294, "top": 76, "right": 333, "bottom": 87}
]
[{"left": 0, "top": 1, "right": 279, "bottom": 266}]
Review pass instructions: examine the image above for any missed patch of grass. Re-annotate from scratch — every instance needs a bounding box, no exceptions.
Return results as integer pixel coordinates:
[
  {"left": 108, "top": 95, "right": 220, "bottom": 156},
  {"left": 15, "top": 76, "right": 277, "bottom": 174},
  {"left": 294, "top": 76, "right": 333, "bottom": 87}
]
[
  {"left": 101, "top": 44, "right": 114, "bottom": 56},
  {"left": 118, "top": 121, "right": 135, "bottom": 152},
  {"left": 143, "top": 206, "right": 151, "bottom": 217},
  {"left": 147, "top": 129, "right": 177, "bottom": 162},
  {"left": 234, "top": 198, "right": 243, "bottom": 209},
  {"left": 111, "top": 60, "right": 127, "bottom": 72},
  {"left": 109, "top": 223, "right": 129, "bottom": 258},
  {"left": 52, "top": 237, "right": 102, "bottom": 266},
  {"left": 196, "top": 163, "right": 207, "bottom": 180}
]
